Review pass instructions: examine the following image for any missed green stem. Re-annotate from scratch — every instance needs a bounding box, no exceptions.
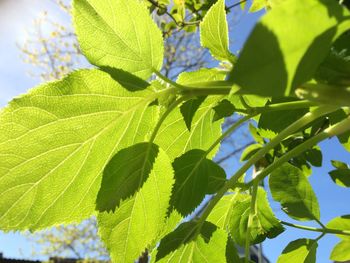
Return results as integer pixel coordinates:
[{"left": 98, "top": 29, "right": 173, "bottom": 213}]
[
  {"left": 153, "top": 69, "right": 186, "bottom": 90},
  {"left": 196, "top": 105, "right": 337, "bottom": 228},
  {"left": 249, "top": 115, "right": 350, "bottom": 185},
  {"left": 281, "top": 221, "right": 350, "bottom": 236},
  {"left": 245, "top": 182, "right": 258, "bottom": 263}
]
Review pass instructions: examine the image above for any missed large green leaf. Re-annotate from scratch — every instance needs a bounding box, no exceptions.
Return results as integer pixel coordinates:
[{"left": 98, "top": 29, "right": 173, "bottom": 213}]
[
  {"left": 155, "top": 221, "right": 229, "bottom": 262},
  {"left": 0, "top": 69, "right": 158, "bottom": 230},
  {"left": 97, "top": 145, "right": 174, "bottom": 263},
  {"left": 73, "top": 0, "right": 164, "bottom": 79},
  {"left": 327, "top": 215, "right": 350, "bottom": 240},
  {"left": 200, "top": 0, "right": 234, "bottom": 62},
  {"left": 231, "top": 0, "right": 350, "bottom": 97},
  {"left": 330, "top": 240, "right": 350, "bottom": 261},
  {"left": 155, "top": 69, "right": 225, "bottom": 160},
  {"left": 170, "top": 149, "right": 226, "bottom": 216},
  {"left": 269, "top": 163, "right": 320, "bottom": 221},
  {"left": 229, "top": 188, "right": 284, "bottom": 245},
  {"left": 277, "top": 239, "right": 318, "bottom": 263}
]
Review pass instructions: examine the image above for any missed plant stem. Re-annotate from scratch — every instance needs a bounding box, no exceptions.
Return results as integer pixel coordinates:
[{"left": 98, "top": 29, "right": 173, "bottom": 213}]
[
  {"left": 245, "top": 182, "right": 258, "bottom": 263},
  {"left": 196, "top": 106, "right": 337, "bottom": 228},
  {"left": 248, "top": 115, "right": 350, "bottom": 186},
  {"left": 281, "top": 221, "right": 350, "bottom": 236},
  {"left": 153, "top": 69, "right": 186, "bottom": 90}
]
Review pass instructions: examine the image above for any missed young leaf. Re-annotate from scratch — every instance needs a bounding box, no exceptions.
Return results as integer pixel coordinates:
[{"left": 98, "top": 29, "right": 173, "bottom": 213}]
[
  {"left": 327, "top": 215, "right": 350, "bottom": 240},
  {"left": 231, "top": 0, "right": 350, "bottom": 97},
  {"left": 329, "top": 169, "right": 350, "bottom": 187},
  {"left": 249, "top": 0, "right": 268, "bottom": 12},
  {"left": 97, "top": 146, "right": 174, "bottom": 263},
  {"left": 330, "top": 240, "right": 350, "bottom": 261},
  {"left": 229, "top": 188, "right": 284, "bottom": 245},
  {"left": 73, "top": 0, "right": 164, "bottom": 79},
  {"left": 156, "top": 221, "right": 229, "bottom": 262},
  {"left": 269, "top": 163, "right": 320, "bottom": 221},
  {"left": 170, "top": 149, "right": 226, "bottom": 216},
  {"left": 277, "top": 239, "right": 318, "bottom": 263},
  {"left": 200, "top": 0, "right": 234, "bottom": 62},
  {"left": 0, "top": 69, "right": 158, "bottom": 231},
  {"left": 240, "top": 144, "right": 263, "bottom": 162}
]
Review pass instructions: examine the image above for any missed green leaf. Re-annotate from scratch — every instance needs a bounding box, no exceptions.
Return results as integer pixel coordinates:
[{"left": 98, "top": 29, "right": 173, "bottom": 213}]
[
  {"left": 303, "top": 147, "right": 322, "bottom": 167},
  {"left": 229, "top": 188, "right": 284, "bottom": 245},
  {"left": 155, "top": 221, "right": 228, "bottom": 262},
  {"left": 155, "top": 69, "right": 225, "bottom": 160},
  {"left": 240, "top": 144, "right": 263, "bottom": 162},
  {"left": 170, "top": 149, "right": 226, "bottom": 215},
  {"left": 329, "top": 169, "right": 350, "bottom": 187},
  {"left": 200, "top": 0, "right": 234, "bottom": 62},
  {"left": 231, "top": 0, "right": 350, "bottom": 97},
  {"left": 180, "top": 96, "right": 206, "bottom": 131},
  {"left": 212, "top": 99, "right": 235, "bottom": 122},
  {"left": 249, "top": 123, "right": 265, "bottom": 145},
  {"left": 73, "top": 0, "right": 164, "bottom": 79},
  {"left": 249, "top": 0, "right": 268, "bottom": 12},
  {"left": 0, "top": 69, "right": 158, "bottom": 230},
  {"left": 96, "top": 143, "right": 160, "bottom": 211},
  {"left": 277, "top": 239, "right": 318, "bottom": 263},
  {"left": 327, "top": 215, "right": 350, "bottom": 240},
  {"left": 331, "top": 160, "right": 349, "bottom": 169},
  {"left": 207, "top": 192, "right": 244, "bottom": 229},
  {"left": 97, "top": 145, "right": 174, "bottom": 262},
  {"left": 330, "top": 240, "right": 350, "bottom": 261},
  {"left": 269, "top": 163, "right": 320, "bottom": 221}
]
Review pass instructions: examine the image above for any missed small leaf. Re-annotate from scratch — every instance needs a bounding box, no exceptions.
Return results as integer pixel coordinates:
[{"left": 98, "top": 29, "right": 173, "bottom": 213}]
[
  {"left": 171, "top": 150, "right": 226, "bottom": 216},
  {"left": 229, "top": 188, "right": 284, "bottom": 245},
  {"left": 180, "top": 96, "right": 206, "bottom": 130},
  {"left": 249, "top": 0, "right": 268, "bottom": 12},
  {"left": 249, "top": 124, "right": 265, "bottom": 145},
  {"left": 73, "top": 0, "right": 164, "bottom": 79},
  {"left": 303, "top": 146, "right": 322, "bottom": 167},
  {"left": 277, "top": 239, "right": 318, "bottom": 263},
  {"left": 97, "top": 146, "right": 174, "bottom": 262},
  {"left": 240, "top": 144, "right": 263, "bottom": 162},
  {"left": 331, "top": 160, "right": 349, "bottom": 169},
  {"left": 269, "top": 163, "right": 320, "bottom": 221},
  {"left": 200, "top": 0, "right": 234, "bottom": 62},
  {"left": 231, "top": 0, "right": 350, "bottom": 97},
  {"left": 329, "top": 169, "right": 350, "bottom": 187},
  {"left": 330, "top": 240, "right": 350, "bottom": 261},
  {"left": 212, "top": 99, "right": 235, "bottom": 122},
  {"left": 156, "top": 221, "right": 228, "bottom": 262},
  {"left": 327, "top": 215, "right": 350, "bottom": 240}
]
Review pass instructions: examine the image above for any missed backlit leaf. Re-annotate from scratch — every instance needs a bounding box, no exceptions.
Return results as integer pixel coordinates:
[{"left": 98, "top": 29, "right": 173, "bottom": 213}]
[
  {"left": 0, "top": 69, "right": 158, "bottom": 230},
  {"left": 97, "top": 145, "right": 174, "bottom": 262},
  {"left": 277, "top": 239, "right": 318, "bottom": 263},
  {"left": 73, "top": 0, "right": 164, "bottom": 79},
  {"left": 269, "top": 163, "right": 320, "bottom": 221}
]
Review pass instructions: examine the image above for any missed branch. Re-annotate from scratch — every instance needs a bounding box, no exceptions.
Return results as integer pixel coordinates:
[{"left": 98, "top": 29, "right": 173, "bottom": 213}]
[{"left": 216, "top": 141, "right": 254, "bottom": 164}]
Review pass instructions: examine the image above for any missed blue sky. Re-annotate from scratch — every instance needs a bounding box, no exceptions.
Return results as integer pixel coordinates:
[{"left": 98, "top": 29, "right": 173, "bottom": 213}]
[{"left": 0, "top": 0, "right": 349, "bottom": 262}]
